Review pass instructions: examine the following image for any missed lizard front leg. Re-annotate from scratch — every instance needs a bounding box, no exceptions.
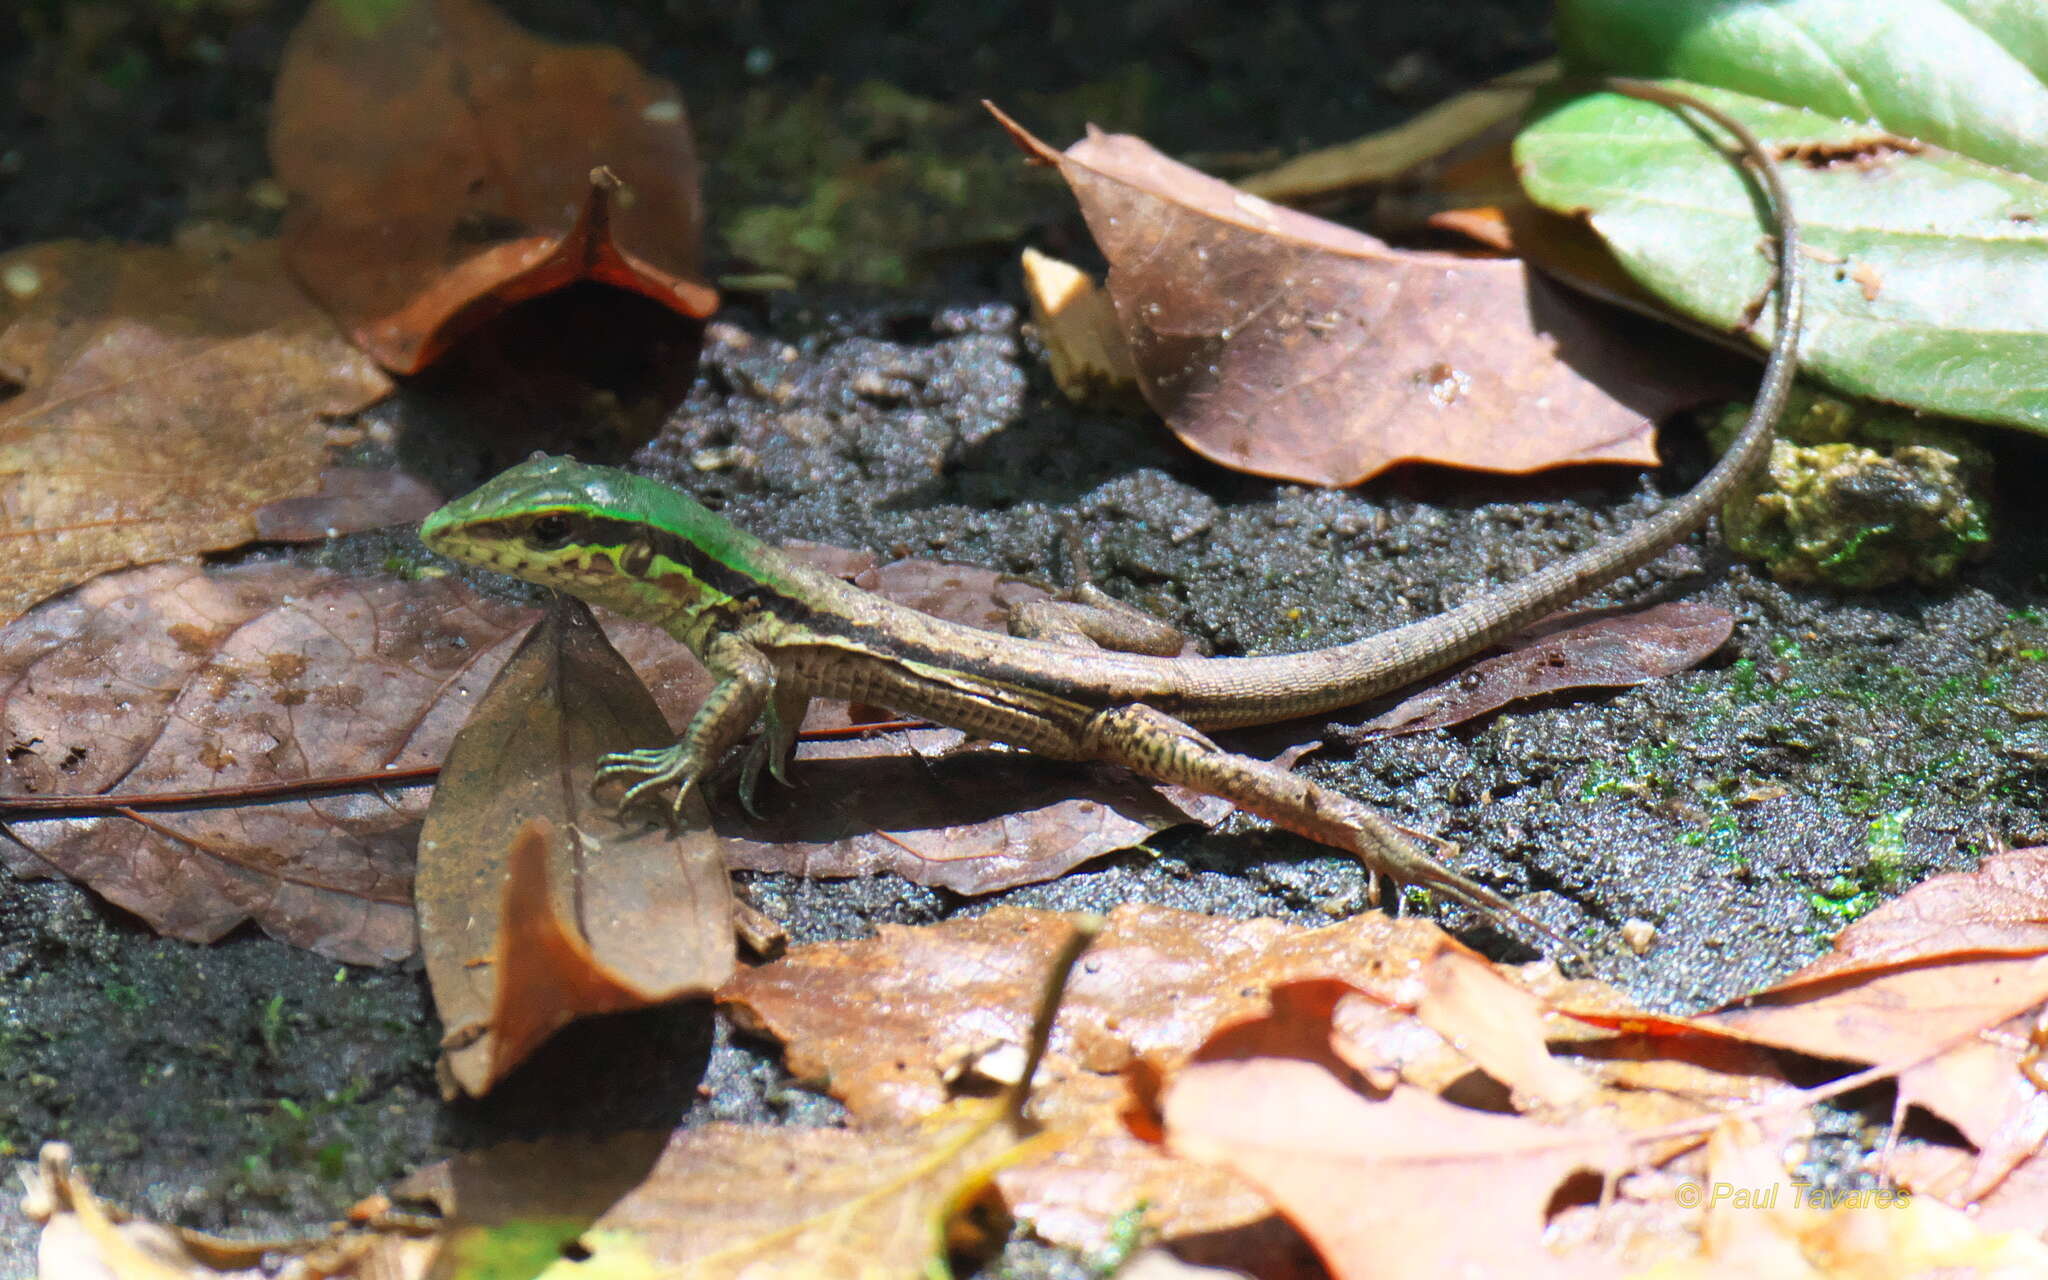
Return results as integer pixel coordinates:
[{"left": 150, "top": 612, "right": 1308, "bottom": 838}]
[
  {"left": 597, "top": 631, "right": 775, "bottom": 822},
  {"left": 1079, "top": 701, "right": 1526, "bottom": 926}
]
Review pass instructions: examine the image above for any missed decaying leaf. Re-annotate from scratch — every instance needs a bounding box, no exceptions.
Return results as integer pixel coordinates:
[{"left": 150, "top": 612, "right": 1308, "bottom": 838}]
[
  {"left": 1358, "top": 601, "right": 1735, "bottom": 737},
  {"left": 0, "top": 563, "right": 515, "bottom": 962},
  {"left": 721, "top": 903, "right": 1779, "bottom": 1251},
  {"left": 0, "top": 562, "right": 705, "bottom": 964},
  {"left": 384, "top": 918, "right": 1107, "bottom": 1278},
  {"left": 1641, "top": 1117, "right": 2048, "bottom": 1279},
  {"left": 991, "top": 106, "right": 1737, "bottom": 486},
  {"left": 421, "top": 1103, "right": 1035, "bottom": 1278},
  {"left": 721, "top": 904, "right": 1490, "bottom": 1126},
  {"left": 719, "top": 727, "right": 1224, "bottom": 894},
  {"left": 23, "top": 1143, "right": 373, "bottom": 1280},
  {"left": 270, "top": 0, "right": 717, "bottom": 373},
  {"left": 251, "top": 467, "right": 441, "bottom": 542},
  {"left": 1162, "top": 982, "right": 1636, "bottom": 1279},
  {"left": 0, "top": 239, "right": 392, "bottom": 626},
  {"left": 418, "top": 597, "right": 734, "bottom": 1096},
  {"left": 1706, "top": 848, "right": 2048, "bottom": 1208}
]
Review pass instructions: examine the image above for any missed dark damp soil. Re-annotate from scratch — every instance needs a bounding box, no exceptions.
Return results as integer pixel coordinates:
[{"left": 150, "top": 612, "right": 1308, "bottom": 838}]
[{"left": 6, "top": 1, "right": 2042, "bottom": 1276}]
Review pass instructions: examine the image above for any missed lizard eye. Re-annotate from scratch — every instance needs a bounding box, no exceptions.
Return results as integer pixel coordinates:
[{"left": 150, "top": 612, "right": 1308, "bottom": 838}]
[{"left": 527, "top": 514, "right": 575, "bottom": 550}]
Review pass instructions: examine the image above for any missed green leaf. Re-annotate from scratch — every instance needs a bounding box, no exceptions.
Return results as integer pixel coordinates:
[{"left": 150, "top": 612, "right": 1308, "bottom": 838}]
[
  {"left": 1556, "top": 0, "right": 2048, "bottom": 181},
  {"left": 1515, "top": 83, "right": 2048, "bottom": 432}
]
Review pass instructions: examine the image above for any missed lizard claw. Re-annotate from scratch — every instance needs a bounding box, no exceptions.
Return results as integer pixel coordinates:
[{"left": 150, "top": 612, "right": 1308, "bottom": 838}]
[{"left": 598, "top": 743, "right": 705, "bottom": 828}]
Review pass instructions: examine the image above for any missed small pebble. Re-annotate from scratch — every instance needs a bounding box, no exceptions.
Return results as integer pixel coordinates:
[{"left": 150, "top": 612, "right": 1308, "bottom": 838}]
[{"left": 1620, "top": 919, "right": 1657, "bottom": 955}]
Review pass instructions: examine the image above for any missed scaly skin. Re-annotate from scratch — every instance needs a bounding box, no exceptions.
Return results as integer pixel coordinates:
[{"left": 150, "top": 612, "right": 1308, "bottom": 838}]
[{"left": 420, "top": 81, "right": 1803, "bottom": 943}]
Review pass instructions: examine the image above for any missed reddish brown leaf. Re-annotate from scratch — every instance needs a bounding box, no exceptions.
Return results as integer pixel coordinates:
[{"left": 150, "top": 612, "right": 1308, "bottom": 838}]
[
  {"left": 1751, "top": 846, "right": 2048, "bottom": 992},
  {"left": 1161, "top": 985, "right": 1633, "bottom": 1280},
  {"left": 719, "top": 903, "right": 1744, "bottom": 1251},
  {"left": 252, "top": 467, "right": 441, "bottom": 541},
  {"left": 721, "top": 904, "right": 1489, "bottom": 1127},
  {"left": 389, "top": 1100, "right": 1030, "bottom": 1278},
  {"left": 0, "top": 563, "right": 704, "bottom": 964},
  {"left": 438, "top": 818, "right": 686, "bottom": 1096},
  {"left": 722, "top": 906, "right": 1467, "bottom": 1248},
  {"left": 0, "top": 563, "right": 508, "bottom": 962},
  {"left": 416, "top": 598, "right": 733, "bottom": 1096},
  {"left": 0, "top": 239, "right": 392, "bottom": 625},
  {"left": 270, "top": 0, "right": 717, "bottom": 373},
  {"left": 1704, "top": 849, "right": 2048, "bottom": 1208},
  {"left": 1407, "top": 945, "right": 1596, "bottom": 1111},
  {"left": 1357, "top": 601, "right": 1735, "bottom": 737},
  {"left": 991, "top": 106, "right": 1734, "bottom": 486},
  {"left": 718, "top": 727, "right": 1223, "bottom": 894}
]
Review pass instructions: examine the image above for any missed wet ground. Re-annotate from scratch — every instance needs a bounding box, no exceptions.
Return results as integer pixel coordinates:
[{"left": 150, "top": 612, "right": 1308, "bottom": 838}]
[{"left": 5, "top": 1, "right": 2044, "bottom": 1274}]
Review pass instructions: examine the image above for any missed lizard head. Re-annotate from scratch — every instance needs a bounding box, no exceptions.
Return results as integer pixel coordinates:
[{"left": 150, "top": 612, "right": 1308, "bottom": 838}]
[{"left": 421, "top": 454, "right": 774, "bottom": 626}]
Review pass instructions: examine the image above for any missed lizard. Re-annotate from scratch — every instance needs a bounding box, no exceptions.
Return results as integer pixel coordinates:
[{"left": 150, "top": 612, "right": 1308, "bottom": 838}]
[{"left": 418, "top": 80, "right": 1803, "bottom": 941}]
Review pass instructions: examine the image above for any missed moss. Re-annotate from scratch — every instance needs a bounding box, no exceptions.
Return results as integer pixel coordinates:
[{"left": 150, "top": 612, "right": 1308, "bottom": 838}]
[
  {"left": 1808, "top": 808, "right": 1918, "bottom": 936},
  {"left": 1707, "top": 390, "right": 1994, "bottom": 589},
  {"left": 1085, "top": 1204, "right": 1149, "bottom": 1277},
  {"left": 713, "top": 71, "right": 1161, "bottom": 286}
]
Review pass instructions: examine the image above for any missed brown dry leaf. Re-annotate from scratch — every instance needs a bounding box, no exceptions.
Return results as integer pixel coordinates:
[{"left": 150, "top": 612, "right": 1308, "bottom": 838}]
[
  {"left": 1705, "top": 848, "right": 2048, "bottom": 1211},
  {"left": 251, "top": 467, "right": 441, "bottom": 542},
  {"left": 0, "top": 562, "right": 513, "bottom": 963},
  {"left": 270, "top": 0, "right": 717, "bottom": 374},
  {"left": 1637, "top": 1118, "right": 2048, "bottom": 1279},
  {"left": 1357, "top": 601, "right": 1735, "bottom": 738},
  {"left": 1408, "top": 945, "right": 1597, "bottom": 1110},
  {"left": 0, "top": 239, "right": 392, "bottom": 625},
  {"left": 418, "top": 597, "right": 733, "bottom": 1095},
  {"left": 385, "top": 1102, "right": 1032, "bottom": 1279},
  {"left": 1751, "top": 846, "right": 2048, "bottom": 990},
  {"left": 0, "top": 562, "right": 708, "bottom": 964},
  {"left": 991, "top": 106, "right": 1732, "bottom": 486},
  {"left": 723, "top": 906, "right": 1470, "bottom": 1248},
  {"left": 718, "top": 726, "right": 1223, "bottom": 894},
  {"left": 721, "top": 903, "right": 1754, "bottom": 1252},
  {"left": 720, "top": 904, "right": 1494, "bottom": 1126},
  {"left": 23, "top": 1143, "right": 372, "bottom": 1280},
  {"left": 1161, "top": 984, "right": 1634, "bottom": 1280}
]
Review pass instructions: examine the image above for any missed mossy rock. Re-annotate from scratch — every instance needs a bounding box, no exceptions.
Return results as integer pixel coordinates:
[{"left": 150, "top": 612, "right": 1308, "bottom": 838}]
[{"left": 1707, "top": 390, "right": 1993, "bottom": 590}]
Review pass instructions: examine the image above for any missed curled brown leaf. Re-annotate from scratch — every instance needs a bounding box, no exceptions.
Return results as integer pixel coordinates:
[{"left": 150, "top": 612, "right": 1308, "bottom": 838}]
[
  {"left": 992, "top": 106, "right": 1732, "bottom": 486},
  {"left": 270, "top": 0, "right": 717, "bottom": 373}
]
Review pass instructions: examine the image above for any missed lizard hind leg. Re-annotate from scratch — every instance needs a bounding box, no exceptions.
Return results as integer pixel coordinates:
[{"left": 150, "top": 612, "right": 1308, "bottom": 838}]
[
  {"left": 1078, "top": 701, "right": 1561, "bottom": 948},
  {"left": 1009, "top": 584, "right": 1187, "bottom": 656},
  {"left": 736, "top": 685, "right": 810, "bottom": 817}
]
